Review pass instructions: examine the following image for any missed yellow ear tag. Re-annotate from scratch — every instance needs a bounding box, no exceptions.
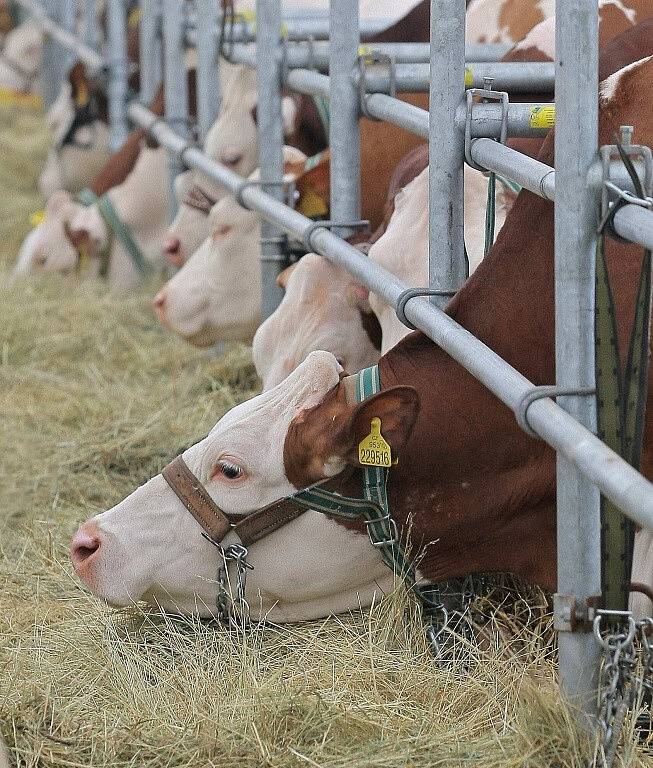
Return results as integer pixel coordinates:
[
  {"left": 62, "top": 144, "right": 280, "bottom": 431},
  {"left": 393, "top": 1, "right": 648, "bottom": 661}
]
[
  {"left": 29, "top": 210, "right": 45, "bottom": 227},
  {"left": 358, "top": 417, "right": 392, "bottom": 468},
  {"left": 75, "top": 83, "right": 89, "bottom": 108},
  {"left": 297, "top": 186, "right": 329, "bottom": 219},
  {"left": 77, "top": 245, "right": 90, "bottom": 270}
]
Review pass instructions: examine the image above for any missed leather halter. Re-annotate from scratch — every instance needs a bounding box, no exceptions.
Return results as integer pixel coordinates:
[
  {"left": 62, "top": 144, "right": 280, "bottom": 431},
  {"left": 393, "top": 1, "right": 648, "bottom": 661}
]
[
  {"left": 161, "top": 454, "right": 353, "bottom": 548},
  {"left": 182, "top": 185, "right": 218, "bottom": 216}
]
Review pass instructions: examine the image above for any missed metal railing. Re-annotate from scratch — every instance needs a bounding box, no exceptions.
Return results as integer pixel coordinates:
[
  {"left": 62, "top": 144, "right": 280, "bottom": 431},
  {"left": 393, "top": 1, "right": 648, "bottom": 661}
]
[{"left": 16, "top": 0, "right": 653, "bottom": 737}]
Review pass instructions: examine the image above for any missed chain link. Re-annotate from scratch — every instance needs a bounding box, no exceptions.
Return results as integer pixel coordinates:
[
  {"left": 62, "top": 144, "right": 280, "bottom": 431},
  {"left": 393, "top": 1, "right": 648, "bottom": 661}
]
[
  {"left": 202, "top": 535, "right": 253, "bottom": 629},
  {"left": 594, "top": 611, "right": 653, "bottom": 766}
]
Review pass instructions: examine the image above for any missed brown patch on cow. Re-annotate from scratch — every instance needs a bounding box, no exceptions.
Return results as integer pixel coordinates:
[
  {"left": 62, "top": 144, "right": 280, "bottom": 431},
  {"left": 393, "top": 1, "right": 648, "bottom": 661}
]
[
  {"left": 359, "top": 308, "right": 383, "bottom": 352},
  {"left": 599, "top": 18, "right": 653, "bottom": 81},
  {"left": 598, "top": 2, "right": 635, "bottom": 47},
  {"left": 498, "top": 0, "right": 544, "bottom": 44},
  {"left": 276, "top": 263, "right": 296, "bottom": 290}
]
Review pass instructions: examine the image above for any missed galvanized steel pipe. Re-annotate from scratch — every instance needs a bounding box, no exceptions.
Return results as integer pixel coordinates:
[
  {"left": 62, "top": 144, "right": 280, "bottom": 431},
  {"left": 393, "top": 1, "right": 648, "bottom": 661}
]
[
  {"left": 256, "top": 0, "right": 287, "bottom": 317},
  {"left": 328, "top": 0, "right": 361, "bottom": 241},
  {"left": 554, "top": 0, "right": 602, "bottom": 721},
  {"left": 196, "top": 0, "right": 221, "bottom": 141},
  {"left": 162, "top": 0, "right": 189, "bottom": 220},
  {"left": 139, "top": 0, "right": 162, "bottom": 106},
  {"left": 106, "top": 0, "right": 129, "bottom": 150},
  {"left": 429, "top": 0, "right": 467, "bottom": 304}
]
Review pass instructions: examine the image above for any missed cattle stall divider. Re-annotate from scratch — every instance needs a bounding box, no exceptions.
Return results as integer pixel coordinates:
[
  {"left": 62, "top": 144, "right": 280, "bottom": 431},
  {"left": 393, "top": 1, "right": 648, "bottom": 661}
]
[{"left": 15, "top": 0, "right": 653, "bottom": 744}]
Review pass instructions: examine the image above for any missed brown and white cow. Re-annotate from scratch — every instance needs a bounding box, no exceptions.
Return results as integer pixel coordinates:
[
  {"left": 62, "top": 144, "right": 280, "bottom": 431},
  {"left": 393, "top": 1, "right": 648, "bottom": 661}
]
[
  {"left": 70, "top": 56, "right": 653, "bottom": 621},
  {"left": 13, "top": 146, "right": 169, "bottom": 290}
]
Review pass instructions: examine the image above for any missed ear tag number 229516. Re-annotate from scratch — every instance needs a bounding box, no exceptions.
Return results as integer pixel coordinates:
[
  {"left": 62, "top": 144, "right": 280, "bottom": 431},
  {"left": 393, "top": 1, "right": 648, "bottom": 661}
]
[{"left": 358, "top": 417, "right": 392, "bottom": 468}]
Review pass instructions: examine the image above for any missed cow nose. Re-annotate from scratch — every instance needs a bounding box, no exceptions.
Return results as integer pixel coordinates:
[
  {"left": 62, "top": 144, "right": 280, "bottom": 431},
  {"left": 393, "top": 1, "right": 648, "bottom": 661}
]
[
  {"left": 153, "top": 290, "right": 166, "bottom": 322},
  {"left": 164, "top": 237, "right": 184, "bottom": 268},
  {"left": 70, "top": 525, "right": 102, "bottom": 571}
]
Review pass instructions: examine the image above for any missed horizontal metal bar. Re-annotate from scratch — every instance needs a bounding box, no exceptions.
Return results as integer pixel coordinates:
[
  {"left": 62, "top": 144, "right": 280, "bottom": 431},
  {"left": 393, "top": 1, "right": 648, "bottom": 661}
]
[
  {"left": 470, "top": 138, "right": 556, "bottom": 198},
  {"left": 470, "top": 138, "right": 653, "bottom": 249},
  {"left": 613, "top": 204, "right": 653, "bottom": 249},
  {"left": 363, "top": 62, "right": 555, "bottom": 94},
  {"left": 184, "top": 15, "right": 391, "bottom": 45},
  {"left": 285, "top": 68, "right": 552, "bottom": 140},
  {"left": 13, "top": 0, "right": 104, "bottom": 71},
  {"left": 128, "top": 101, "right": 653, "bottom": 531},
  {"left": 226, "top": 41, "right": 511, "bottom": 68}
]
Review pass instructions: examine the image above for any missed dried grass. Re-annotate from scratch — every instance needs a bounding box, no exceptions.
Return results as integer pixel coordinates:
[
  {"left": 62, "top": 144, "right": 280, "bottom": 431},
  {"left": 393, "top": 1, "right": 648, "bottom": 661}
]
[{"left": 0, "top": 276, "right": 651, "bottom": 768}]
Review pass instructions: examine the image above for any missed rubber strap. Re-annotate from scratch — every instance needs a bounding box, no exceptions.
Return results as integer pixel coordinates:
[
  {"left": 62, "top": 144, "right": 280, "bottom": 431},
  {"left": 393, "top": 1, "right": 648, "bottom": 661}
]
[{"left": 96, "top": 194, "right": 151, "bottom": 276}]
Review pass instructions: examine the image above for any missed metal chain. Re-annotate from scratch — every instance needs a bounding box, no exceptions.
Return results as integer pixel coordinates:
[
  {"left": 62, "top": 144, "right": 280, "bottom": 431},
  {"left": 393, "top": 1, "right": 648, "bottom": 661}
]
[
  {"left": 202, "top": 535, "right": 253, "bottom": 629},
  {"left": 594, "top": 611, "right": 653, "bottom": 766}
]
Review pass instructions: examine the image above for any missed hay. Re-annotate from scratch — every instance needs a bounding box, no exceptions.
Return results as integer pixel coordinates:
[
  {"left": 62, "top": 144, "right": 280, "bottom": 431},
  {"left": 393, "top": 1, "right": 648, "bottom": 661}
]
[
  {"left": 0, "top": 276, "right": 651, "bottom": 768},
  {"left": 0, "top": 98, "right": 51, "bottom": 271}
]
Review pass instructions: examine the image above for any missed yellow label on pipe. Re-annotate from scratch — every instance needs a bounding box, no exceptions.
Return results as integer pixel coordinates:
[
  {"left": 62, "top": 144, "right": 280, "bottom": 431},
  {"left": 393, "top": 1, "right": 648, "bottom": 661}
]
[
  {"left": 530, "top": 105, "right": 556, "bottom": 129},
  {"left": 464, "top": 68, "right": 473, "bottom": 88}
]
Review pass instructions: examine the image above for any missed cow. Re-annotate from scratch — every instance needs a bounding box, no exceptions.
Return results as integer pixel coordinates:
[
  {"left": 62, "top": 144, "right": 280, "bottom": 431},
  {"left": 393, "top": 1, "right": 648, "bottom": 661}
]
[
  {"left": 253, "top": 161, "right": 516, "bottom": 390},
  {"left": 154, "top": 147, "right": 308, "bottom": 343},
  {"left": 39, "top": 63, "right": 112, "bottom": 198},
  {"left": 13, "top": 146, "right": 169, "bottom": 289},
  {"left": 0, "top": 19, "right": 42, "bottom": 94},
  {"left": 70, "top": 56, "right": 653, "bottom": 623}
]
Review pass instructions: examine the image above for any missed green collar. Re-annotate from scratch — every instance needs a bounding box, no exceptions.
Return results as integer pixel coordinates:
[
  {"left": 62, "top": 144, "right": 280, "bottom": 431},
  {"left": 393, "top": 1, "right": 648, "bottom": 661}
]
[{"left": 76, "top": 188, "right": 151, "bottom": 279}]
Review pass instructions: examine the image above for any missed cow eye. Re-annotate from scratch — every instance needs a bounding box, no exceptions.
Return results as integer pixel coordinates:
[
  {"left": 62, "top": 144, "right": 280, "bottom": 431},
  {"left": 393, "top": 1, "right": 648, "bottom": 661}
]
[{"left": 214, "top": 458, "right": 245, "bottom": 481}]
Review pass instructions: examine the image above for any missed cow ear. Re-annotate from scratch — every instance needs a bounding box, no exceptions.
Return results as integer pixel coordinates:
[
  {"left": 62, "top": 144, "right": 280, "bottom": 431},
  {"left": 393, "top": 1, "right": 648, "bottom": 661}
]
[
  {"left": 342, "top": 386, "right": 420, "bottom": 463},
  {"left": 276, "top": 263, "right": 296, "bottom": 289},
  {"left": 68, "top": 61, "right": 91, "bottom": 106}
]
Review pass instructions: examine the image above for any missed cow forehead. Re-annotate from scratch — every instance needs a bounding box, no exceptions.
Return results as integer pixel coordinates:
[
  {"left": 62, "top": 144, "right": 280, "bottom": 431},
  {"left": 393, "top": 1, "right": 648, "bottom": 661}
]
[{"left": 209, "top": 351, "right": 342, "bottom": 444}]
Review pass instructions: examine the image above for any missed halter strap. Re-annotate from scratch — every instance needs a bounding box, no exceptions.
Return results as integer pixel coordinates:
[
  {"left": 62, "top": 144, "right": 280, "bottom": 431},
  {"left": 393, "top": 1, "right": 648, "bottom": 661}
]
[{"left": 76, "top": 188, "right": 150, "bottom": 278}]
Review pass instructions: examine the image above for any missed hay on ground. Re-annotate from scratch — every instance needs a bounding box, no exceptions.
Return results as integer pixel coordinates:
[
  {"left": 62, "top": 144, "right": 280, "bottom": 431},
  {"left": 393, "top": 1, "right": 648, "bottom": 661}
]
[{"left": 0, "top": 276, "right": 651, "bottom": 768}]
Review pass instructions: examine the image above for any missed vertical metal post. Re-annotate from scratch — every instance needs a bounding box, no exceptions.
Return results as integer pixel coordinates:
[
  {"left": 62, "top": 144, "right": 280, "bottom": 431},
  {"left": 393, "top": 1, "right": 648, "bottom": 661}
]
[
  {"left": 329, "top": 0, "right": 360, "bottom": 240},
  {"left": 106, "top": 0, "right": 129, "bottom": 150},
  {"left": 554, "top": 0, "right": 601, "bottom": 725},
  {"left": 42, "top": 0, "right": 73, "bottom": 108},
  {"left": 428, "top": 0, "right": 466, "bottom": 306},
  {"left": 139, "top": 0, "right": 161, "bottom": 105},
  {"left": 83, "top": 0, "right": 99, "bottom": 52},
  {"left": 256, "top": 0, "right": 286, "bottom": 318},
  {"left": 196, "top": 0, "right": 220, "bottom": 142},
  {"left": 162, "top": 0, "right": 189, "bottom": 221}
]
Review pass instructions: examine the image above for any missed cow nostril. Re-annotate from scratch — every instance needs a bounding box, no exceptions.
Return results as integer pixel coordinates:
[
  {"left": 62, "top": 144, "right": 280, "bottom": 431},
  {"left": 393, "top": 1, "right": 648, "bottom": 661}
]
[
  {"left": 164, "top": 237, "right": 180, "bottom": 255},
  {"left": 70, "top": 528, "right": 101, "bottom": 569}
]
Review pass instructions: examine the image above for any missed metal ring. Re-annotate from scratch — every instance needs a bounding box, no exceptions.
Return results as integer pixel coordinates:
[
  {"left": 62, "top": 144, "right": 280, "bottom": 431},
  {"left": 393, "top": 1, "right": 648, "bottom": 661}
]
[
  {"left": 302, "top": 219, "right": 369, "bottom": 251},
  {"left": 395, "top": 288, "right": 457, "bottom": 330},
  {"left": 514, "top": 385, "right": 595, "bottom": 438}
]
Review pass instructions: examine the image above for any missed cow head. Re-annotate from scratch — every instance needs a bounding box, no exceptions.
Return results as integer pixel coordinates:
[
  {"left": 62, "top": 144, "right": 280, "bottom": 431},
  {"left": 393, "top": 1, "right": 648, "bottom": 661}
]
[
  {"left": 163, "top": 170, "right": 225, "bottom": 268},
  {"left": 253, "top": 253, "right": 381, "bottom": 390},
  {"left": 154, "top": 147, "right": 306, "bottom": 346},
  {"left": 204, "top": 64, "right": 311, "bottom": 177},
  {"left": 154, "top": 194, "right": 262, "bottom": 346},
  {"left": 12, "top": 191, "right": 106, "bottom": 279},
  {"left": 70, "top": 350, "right": 420, "bottom": 621}
]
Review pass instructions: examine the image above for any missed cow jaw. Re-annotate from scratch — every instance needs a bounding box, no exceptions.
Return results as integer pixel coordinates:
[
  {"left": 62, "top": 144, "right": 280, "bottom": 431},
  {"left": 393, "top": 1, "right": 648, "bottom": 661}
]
[{"left": 71, "top": 351, "right": 392, "bottom": 620}]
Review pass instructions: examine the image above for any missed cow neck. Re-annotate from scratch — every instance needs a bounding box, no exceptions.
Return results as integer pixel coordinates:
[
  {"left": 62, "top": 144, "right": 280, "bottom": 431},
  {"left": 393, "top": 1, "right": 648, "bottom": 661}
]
[{"left": 375, "top": 62, "right": 653, "bottom": 590}]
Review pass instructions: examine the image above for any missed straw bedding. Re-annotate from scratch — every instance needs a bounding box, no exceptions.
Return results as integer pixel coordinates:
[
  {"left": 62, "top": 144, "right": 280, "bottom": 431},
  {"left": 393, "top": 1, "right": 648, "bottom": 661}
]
[{"left": 0, "top": 276, "right": 650, "bottom": 768}]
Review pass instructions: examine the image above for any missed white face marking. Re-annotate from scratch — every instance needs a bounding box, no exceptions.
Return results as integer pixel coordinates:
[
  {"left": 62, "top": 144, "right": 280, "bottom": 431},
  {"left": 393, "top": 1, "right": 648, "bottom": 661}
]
[{"left": 72, "top": 351, "right": 390, "bottom": 621}]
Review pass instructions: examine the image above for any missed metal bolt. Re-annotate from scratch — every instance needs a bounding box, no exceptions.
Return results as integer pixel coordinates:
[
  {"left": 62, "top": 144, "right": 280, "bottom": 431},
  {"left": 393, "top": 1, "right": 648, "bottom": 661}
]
[
  {"left": 483, "top": 75, "right": 493, "bottom": 91},
  {"left": 620, "top": 125, "right": 634, "bottom": 146}
]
